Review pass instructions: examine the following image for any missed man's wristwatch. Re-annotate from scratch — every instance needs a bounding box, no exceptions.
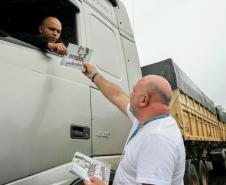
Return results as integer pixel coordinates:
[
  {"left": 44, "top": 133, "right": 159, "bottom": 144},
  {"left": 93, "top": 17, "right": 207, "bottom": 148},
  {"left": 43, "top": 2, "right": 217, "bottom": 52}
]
[{"left": 91, "top": 72, "right": 99, "bottom": 82}]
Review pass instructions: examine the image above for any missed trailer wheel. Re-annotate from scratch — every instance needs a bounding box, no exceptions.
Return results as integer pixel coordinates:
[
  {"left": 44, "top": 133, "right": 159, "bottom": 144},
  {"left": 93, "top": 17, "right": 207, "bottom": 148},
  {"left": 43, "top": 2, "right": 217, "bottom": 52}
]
[
  {"left": 223, "top": 157, "right": 226, "bottom": 170},
  {"left": 198, "top": 160, "right": 208, "bottom": 185},
  {"left": 224, "top": 158, "right": 226, "bottom": 169},
  {"left": 212, "top": 158, "right": 226, "bottom": 172},
  {"left": 184, "top": 160, "right": 200, "bottom": 185}
]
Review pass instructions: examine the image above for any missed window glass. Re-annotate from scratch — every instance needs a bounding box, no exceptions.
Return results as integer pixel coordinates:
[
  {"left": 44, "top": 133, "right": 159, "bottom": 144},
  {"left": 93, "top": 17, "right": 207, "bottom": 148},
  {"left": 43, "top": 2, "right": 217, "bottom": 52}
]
[{"left": 90, "top": 15, "right": 123, "bottom": 78}]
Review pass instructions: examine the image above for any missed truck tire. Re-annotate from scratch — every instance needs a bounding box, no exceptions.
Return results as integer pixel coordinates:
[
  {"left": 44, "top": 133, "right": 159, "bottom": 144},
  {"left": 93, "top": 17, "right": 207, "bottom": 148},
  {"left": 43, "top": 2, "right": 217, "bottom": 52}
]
[
  {"left": 212, "top": 158, "right": 226, "bottom": 172},
  {"left": 198, "top": 160, "right": 208, "bottom": 185},
  {"left": 184, "top": 160, "right": 200, "bottom": 185}
]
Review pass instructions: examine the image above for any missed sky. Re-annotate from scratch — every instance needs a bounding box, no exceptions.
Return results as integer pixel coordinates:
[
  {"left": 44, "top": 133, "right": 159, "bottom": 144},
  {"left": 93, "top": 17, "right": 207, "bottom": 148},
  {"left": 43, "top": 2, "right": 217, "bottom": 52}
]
[{"left": 121, "top": 0, "right": 226, "bottom": 109}]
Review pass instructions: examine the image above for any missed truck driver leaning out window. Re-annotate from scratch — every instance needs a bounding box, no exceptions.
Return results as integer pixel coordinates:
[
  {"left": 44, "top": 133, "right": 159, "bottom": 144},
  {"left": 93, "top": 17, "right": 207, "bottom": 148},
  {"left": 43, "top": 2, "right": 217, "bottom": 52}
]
[{"left": 16, "top": 16, "right": 68, "bottom": 55}]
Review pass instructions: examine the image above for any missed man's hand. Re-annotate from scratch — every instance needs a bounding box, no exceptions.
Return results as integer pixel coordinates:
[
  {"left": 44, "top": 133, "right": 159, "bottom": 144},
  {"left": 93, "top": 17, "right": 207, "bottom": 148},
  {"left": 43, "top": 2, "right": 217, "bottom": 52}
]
[
  {"left": 83, "top": 63, "right": 97, "bottom": 80},
  {"left": 82, "top": 63, "right": 129, "bottom": 115},
  {"left": 47, "top": 42, "right": 68, "bottom": 55},
  {"left": 83, "top": 176, "right": 105, "bottom": 185}
]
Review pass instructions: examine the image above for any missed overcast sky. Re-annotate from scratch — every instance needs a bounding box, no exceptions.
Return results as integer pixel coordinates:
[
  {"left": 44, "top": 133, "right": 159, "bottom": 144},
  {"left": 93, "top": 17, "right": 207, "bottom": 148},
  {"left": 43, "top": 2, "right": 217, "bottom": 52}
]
[{"left": 121, "top": 0, "right": 226, "bottom": 109}]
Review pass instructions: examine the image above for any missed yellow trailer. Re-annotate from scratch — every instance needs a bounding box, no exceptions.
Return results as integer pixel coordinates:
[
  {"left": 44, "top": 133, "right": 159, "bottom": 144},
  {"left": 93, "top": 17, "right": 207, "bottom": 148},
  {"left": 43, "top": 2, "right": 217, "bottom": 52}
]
[
  {"left": 171, "top": 89, "right": 221, "bottom": 142},
  {"left": 142, "top": 59, "right": 226, "bottom": 185}
]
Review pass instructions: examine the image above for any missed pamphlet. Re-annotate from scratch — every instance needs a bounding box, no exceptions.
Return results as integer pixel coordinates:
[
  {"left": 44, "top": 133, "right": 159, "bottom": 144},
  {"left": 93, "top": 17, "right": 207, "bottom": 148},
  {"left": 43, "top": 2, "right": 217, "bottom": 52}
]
[
  {"left": 69, "top": 152, "right": 111, "bottom": 185},
  {"left": 61, "top": 43, "right": 92, "bottom": 72}
]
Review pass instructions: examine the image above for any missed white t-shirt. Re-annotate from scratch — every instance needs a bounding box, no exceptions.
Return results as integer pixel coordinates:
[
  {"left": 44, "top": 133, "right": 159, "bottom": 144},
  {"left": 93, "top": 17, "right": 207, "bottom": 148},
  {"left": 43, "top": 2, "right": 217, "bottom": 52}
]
[{"left": 113, "top": 104, "right": 185, "bottom": 185}]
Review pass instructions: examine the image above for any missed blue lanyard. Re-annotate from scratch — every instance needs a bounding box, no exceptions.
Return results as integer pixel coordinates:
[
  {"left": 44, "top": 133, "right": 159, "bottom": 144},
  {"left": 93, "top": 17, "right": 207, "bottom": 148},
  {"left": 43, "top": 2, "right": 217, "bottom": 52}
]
[{"left": 127, "top": 114, "right": 170, "bottom": 145}]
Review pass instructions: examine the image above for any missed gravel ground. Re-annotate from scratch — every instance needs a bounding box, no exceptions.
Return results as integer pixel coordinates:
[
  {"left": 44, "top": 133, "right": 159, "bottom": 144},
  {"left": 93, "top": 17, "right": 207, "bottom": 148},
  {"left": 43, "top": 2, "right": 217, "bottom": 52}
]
[{"left": 209, "top": 170, "right": 226, "bottom": 185}]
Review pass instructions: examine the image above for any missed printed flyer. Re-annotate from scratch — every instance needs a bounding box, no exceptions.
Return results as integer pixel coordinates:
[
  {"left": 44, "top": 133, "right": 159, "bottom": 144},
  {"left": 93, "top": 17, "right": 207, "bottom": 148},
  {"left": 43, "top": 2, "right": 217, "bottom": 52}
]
[
  {"left": 69, "top": 152, "right": 111, "bottom": 185},
  {"left": 61, "top": 43, "right": 92, "bottom": 72}
]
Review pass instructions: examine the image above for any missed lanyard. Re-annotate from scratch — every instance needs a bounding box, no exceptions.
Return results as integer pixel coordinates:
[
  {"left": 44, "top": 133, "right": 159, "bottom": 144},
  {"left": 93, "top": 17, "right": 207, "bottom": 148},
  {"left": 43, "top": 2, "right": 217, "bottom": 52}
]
[{"left": 126, "top": 114, "right": 170, "bottom": 145}]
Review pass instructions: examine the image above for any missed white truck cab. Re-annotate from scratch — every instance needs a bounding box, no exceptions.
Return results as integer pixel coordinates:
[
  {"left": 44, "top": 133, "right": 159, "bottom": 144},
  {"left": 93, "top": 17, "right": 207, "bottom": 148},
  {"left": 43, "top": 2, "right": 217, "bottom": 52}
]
[{"left": 0, "top": 0, "right": 141, "bottom": 184}]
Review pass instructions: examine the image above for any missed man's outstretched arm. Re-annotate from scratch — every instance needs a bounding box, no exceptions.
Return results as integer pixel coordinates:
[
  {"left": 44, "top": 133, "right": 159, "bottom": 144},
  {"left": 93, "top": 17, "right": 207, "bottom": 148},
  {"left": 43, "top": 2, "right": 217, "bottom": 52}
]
[{"left": 83, "top": 63, "right": 129, "bottom": 115}]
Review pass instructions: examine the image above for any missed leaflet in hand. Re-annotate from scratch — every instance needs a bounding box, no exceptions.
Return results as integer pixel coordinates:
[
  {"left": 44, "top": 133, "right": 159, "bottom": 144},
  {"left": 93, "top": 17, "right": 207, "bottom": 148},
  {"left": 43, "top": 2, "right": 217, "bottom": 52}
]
[
  {"left": 69, "top": 152, "right": 111, "bottom": 185},
  {"left": 61, "top": 43, "right": 92, "bottom": 72}
]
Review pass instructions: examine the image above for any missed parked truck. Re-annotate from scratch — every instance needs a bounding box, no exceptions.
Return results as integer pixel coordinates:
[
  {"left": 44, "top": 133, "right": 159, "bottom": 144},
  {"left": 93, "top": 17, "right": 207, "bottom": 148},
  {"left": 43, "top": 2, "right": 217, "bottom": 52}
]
[
  {"left": 0, "top": 0, "right": 141, "bottom": 184},
  {"left": 142, "top": 58, "right": 226, "bottom": 185},
  {"left": 1, "top": 0, "right": 225, "bottom": 185}
]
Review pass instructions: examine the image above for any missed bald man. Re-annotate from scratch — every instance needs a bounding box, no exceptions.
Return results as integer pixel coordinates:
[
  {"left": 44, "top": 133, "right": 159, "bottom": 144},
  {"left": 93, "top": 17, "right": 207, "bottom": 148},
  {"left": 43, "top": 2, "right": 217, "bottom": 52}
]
[
  {"left": 17, "top": 16, "right": 67, "bottom": 55},
  {"left": 83, "top": 63, "right": 185, "bottom": 185}
]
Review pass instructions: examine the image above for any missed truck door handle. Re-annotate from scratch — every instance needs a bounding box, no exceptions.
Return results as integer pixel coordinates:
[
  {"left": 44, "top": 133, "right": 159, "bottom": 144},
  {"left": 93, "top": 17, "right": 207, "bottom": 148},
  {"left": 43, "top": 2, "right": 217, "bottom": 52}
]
[{"left": 70, "top": 124, "right": 90, "bottom": 139}]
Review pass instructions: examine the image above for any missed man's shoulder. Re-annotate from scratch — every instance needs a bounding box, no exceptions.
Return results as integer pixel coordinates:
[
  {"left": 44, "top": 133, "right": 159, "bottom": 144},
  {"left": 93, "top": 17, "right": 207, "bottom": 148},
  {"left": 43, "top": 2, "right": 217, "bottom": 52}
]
[
  {"left": 143, "top": 116, "right": 183, "bottom": 143},
  {"left": 16, "top": 32, "right": 42, "bottom": 38},
  {"left": 15, "top": 32, "right": 48, "bottom": 49}
]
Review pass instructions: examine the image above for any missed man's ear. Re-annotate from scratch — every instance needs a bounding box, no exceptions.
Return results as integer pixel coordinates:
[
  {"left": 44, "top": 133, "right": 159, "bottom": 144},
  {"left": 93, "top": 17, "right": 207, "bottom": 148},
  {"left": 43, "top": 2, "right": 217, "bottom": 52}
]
[
  {"left": 39, "top": 25, "right": 43, "bottom": 34},
  {"left": 140, "top": 94, "right": 150, "bottom": 107}
]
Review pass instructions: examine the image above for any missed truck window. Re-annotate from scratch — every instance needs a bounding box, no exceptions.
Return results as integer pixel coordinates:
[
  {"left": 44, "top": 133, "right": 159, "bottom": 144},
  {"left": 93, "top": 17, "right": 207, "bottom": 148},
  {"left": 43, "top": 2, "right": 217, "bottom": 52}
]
[
  {"left": 0, "top": 0, "right": 79, "bottom": 50},
  {"left": 90, "top": 15, "right": 124, "bottom": 79}
]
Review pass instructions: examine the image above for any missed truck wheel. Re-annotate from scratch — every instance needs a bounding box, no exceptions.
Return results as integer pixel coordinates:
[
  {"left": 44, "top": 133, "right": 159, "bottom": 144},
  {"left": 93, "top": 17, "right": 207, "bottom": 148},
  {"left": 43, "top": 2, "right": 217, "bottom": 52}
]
[
  {"left": 184, "top": 160, "right": 200, "bottom": 185},
  {"left": 212, "top": 158, "right": 226, "bottom": 172},
  {"left": 198, "top": 160, "right": 208, "bottom": 185},
  {"left": 223, "top": 157, "right": 226, "bottom": 170},
  {"left": 109, "top": 170, "right": 116, "bottom": 185},
  {"left": 224, "top": 158, "right": 226, "bottom": 170}
]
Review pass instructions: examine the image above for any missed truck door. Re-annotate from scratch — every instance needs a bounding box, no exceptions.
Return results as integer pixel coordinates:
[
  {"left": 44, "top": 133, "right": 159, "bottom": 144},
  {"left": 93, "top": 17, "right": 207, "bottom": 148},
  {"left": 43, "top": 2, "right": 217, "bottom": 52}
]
[
  {"left": 0, "top": 1, "right": 92, "bottom": 183},
  {"left": 82, "top": 0, "right": 131, "bottom": 157},
  {"left": 0, "top": 40, "right": 92, "bottom": 184}
]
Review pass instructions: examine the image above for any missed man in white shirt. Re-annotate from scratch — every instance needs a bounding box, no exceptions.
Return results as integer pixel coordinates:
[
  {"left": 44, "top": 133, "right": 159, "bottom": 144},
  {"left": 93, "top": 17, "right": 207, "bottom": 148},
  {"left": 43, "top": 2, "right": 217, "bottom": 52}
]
[{"left": 83, "top": 63, "right": 185, "bottom": 185}]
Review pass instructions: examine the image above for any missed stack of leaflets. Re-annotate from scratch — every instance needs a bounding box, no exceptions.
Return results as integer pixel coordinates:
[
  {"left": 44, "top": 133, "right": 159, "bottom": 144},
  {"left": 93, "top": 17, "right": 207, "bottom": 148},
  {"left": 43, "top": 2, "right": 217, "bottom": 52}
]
[
  {"left": 61, "top": 43, "right": 93, "bottom": 72},
  {"left": 69, "top": 152, "right": 111, "bottom": 185}
]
